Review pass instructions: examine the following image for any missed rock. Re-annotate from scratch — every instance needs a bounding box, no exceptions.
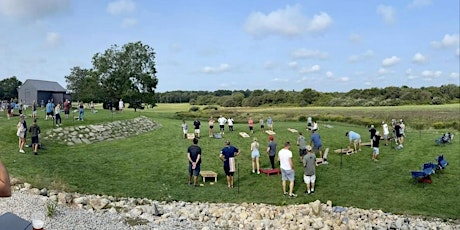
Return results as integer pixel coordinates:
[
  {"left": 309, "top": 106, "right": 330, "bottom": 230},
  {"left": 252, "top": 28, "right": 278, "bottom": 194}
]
[
  {"left": 311, "top": 200, "right": 322, "bottom": 216},
  {"left": 89, "top": 197, "right": 110, "bottom": 210}
]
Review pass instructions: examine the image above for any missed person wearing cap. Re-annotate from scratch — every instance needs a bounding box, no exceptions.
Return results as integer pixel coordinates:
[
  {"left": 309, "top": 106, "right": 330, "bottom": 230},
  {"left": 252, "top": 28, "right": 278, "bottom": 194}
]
[
  {"left": 278, "top": 141, "right": 296, "bottom": 197},
  {"left": 372, "top": 131, "right": 381, "bottom": 161},
  {"left": 250, "top": 137, "right": 260, "bottom": 174},
  {"left": 16, "top": 114, "right": 27, "bottom": 153},
  {"left": 346, "top": 131, "right": 361, "bottom": 153},
  {"left": 369, "top": 124, "right": 376, "bottom": 146},
  {"left": 219, "top": 140, "right": 240, "bottom": 188},
  {"left": 266, "top": 136, "right": 277, "bottom": 169},
  {"left": 303, "top": 145, "right": 316, "bottom": 195}
]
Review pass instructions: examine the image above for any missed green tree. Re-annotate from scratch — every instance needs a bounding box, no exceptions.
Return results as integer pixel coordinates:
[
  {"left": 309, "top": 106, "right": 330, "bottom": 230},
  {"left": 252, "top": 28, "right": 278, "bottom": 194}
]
[
  {"left": 65, "top": 67, "right": 101, "bottom": 102},
  {"left": 0, "top": 76, "right": 22, "bottom": 100},
  {"left": 92, "top": 41, "right": 158, "bottom": 108}
]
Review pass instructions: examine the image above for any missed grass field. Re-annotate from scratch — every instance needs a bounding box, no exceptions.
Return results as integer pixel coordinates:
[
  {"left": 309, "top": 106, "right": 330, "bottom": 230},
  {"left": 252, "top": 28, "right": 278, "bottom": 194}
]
[{"left": 0, "top": 104, "right": 459, "bottom": 220}]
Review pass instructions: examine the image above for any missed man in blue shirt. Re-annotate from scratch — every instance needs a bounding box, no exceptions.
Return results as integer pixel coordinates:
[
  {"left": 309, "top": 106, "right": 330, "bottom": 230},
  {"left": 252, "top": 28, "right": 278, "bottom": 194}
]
[
  {"left": 346, "top": 131, "right": 362, "bottom": 153},
  {"left": 219, "top": 140, "right": 240, "bottom": 188}
]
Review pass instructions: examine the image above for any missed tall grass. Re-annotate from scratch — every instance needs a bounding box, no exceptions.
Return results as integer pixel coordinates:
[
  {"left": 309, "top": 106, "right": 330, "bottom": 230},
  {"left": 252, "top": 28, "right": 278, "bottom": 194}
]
[{"left": 0, "top": 104, "right": 458, "bottom": 219}]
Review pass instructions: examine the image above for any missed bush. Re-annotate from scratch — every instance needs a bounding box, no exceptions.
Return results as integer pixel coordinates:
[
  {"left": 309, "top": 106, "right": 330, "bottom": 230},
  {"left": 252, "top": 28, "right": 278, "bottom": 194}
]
[
  {"left": 203, "top": 105, "right": 218, "bottom": 110},
  {"left": 189, "top": 106, "right": 200, "bottom": 112},
  {"left": 298, "top": 116, "right": 307, "bottom": 122}
]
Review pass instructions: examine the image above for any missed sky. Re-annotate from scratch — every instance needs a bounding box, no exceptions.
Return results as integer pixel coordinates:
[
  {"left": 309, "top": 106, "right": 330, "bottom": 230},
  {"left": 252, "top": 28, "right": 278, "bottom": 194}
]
[{"left": 0, "top": 0, "right": 459, "bottom": 93}]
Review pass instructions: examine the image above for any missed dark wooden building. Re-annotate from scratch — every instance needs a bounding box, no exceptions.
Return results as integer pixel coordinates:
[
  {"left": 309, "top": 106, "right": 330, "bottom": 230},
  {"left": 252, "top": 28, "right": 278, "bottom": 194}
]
[{"left": 17, "top": 79, "right": 69, "bottom": 106}]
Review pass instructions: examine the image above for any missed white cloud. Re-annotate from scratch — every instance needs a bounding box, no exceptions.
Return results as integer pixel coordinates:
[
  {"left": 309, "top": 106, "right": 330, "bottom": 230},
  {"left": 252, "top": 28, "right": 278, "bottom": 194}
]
[
  {"left": 382, "top": 56, "right": 400, "bottom": 67},
  {"left": 244, "top": 4, "right": 332, "bottom": 37},
  {"left": 299, "top": 64, "right": 320, "bottom": 74},
  {"left": 201, "top": 63, "right": 230, "bottom": 74},
  {"left": 45, "top": 32, "right": 60, "bottom": 48},
  {"left": 378, "top": 68, "right": 389, "bottom": 75},
  {"left": 408, "top": 0, "right": 432, "bottom": 8},
  {"left": 421, "top": 70, "right": 442, "bottom": 78},
  {"left": 0, "top": 0, "right": 70, "bottom": 21},
  {"left": 364, "top": 82, "right": 372, "bottom": 86},
  {"left": 412, "top": 52, "right": 426, "bottom": 63},
  {"left": 349, "top": 33, "right": 362, "bottom": 43},
  {"left": 121, "top": 17, "right": 137, "bottom": 28},
  {"left": 326, "top": 71, "right": 333, "bottom": 78},
  {"left": 107, "top": 0, "right": 135, "bottom": 15},
  {"left": 406, "top": 68, "right": 417, "bottom": 79},
  {"left": 450, "top": 72, "right": 459, "bottom": 79},
  {"left": 377, "top": 5, "right": 396, "bottom": 24},
  {"left": 263, "top": 61, "right": 277, "bottom": 69},
  {"left": 339, "top": 77, "right": 349, "bottom": 82},
  {"left": 271, "top": 78, "right": 289, "bottom": 82},
  {"left": 288, "top": 61, "right": 298, "bottom": 69},
  {"left": 431, "top": 34, "right": 460, "bottom": 48},
  {"left": 292, "top": 49, "right": 328, "bottom": 59},
  {"left": 348, "top": 50, "right": 374, "bottom": 62},
  {"left": 307, "top": 12, "right": 333, "bottom": 33}
]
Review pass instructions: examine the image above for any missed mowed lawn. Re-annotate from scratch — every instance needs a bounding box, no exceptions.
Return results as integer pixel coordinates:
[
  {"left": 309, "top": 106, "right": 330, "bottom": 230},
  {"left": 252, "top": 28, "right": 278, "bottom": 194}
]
[{"left": 0, "top": 104, "right": 459, "bottom": 219}]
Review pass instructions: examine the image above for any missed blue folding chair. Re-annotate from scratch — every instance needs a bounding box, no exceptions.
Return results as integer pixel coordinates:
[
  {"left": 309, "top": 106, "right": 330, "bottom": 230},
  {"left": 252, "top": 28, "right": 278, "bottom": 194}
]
[
  {"left": 422, "top": 163, "right": 436, "bottom": 176},
  {"left": 437, "top": 155, "right": 448, "bottom": 170},
  {"left": 410, "top": 171, "right": 430, "bottom": 186}
]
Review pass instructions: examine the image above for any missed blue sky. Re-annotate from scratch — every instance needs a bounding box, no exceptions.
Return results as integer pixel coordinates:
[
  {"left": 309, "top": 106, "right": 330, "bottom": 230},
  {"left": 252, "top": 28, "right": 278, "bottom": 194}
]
[{"left": 0, "top": 0, "right": 459, "bottom": 93}]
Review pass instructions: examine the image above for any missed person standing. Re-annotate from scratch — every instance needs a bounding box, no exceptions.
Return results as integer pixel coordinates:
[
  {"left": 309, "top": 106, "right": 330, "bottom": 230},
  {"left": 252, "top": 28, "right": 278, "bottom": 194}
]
[
  {"left": 193, "top": 118, "right": 201, "bottom": 138},
  {"left": 32, "top": 100, "right": 38, "bottom": 119},
  {"left": 78, "top": 102, "right": 84, "bottom": 121},
  {"left": 372, "top": 131, "right": 381, "bottom": 161},
  {"left": 267, "top": 117, "right": 273, "bottom": 131},
  {"left": 17, "top": 115, "right": 27, "bottom": 153},
  {"left": 219, "top": 140, "right": 240, "bottom": 188},
  {"left": 181, "top": 120, "right": 188, "bottom": 139},
  {"left": 208, "top": 116, "right": 215, "bottom": 137},
  {"left": 248, "top": 117, "right": 254, "bottom": 134},
  {"left": 187, "top": 138, "right": 202, "bottom": 187},
  {"left": 382, "top": 121, "right": 390, "bottom": 146},
  {"left": 278, "top": 142, "right": 296, "bottom": 197},
  {"left": 55, "top": 103, "right": 62, "bottom": 126},
  {"left": 310, "top": 130, "right": 324, "bottom": 162},
  {"left": 29, "top": 119, "right": 41, "bottom": 155},
  {"left": 259, "top": 117, "right": 265, "bottom": 132},
  {"left": 303, "top": 145, "right": 316, "bottom": 195},
  {"left": 119, "top": 99, "right": 124, "bottom": 112},
  {"left": 45, "top": 100, "right": 54, "bottom": 120},
  {"left": 251, "top": 138, "right": 260, "bottom": 174},
  {"left": 394, "top": 122, "right": 403, "bottom": 149},
  {"left": 227, "top": 117, "right": 234, "bottom": 132},
  {"left": 218, "top": 115, "right": 227, "bottom": 135},
  {"left": 346, "top": 131, "right": 362, "bottom": 153},
  {"left": 297, "top": 132, "right": 307, "bottom": 162},
  {"left": 0, "top": 160, "right": 11, "bottom": 197},
  {"left": 369, "top": 125, "right": 376, "bottom": 146},
  {"left": 266, "top": 136, "right": 277, "bottom": 169},
  {"left": 63, "top": 99, "right": 70, "bottom": 119}
]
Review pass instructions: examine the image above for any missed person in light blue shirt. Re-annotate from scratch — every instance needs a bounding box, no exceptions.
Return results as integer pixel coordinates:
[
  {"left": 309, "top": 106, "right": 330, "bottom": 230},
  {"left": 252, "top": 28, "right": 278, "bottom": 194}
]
[{"left": 346, "top": 131, "right": 361, "bottom": 153}]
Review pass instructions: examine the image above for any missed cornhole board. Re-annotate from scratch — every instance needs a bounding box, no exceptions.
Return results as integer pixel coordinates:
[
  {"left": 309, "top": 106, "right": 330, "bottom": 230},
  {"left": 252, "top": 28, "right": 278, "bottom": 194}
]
[
  {"left": 334, "top": 148, "right": 354, "bottom": 154},
  {"left": 287, "top": 128, "right": 298, "bottom": 133},
  {"left": 239, "top": 132, "right": 250, "bottom": 138},
  {"left": 187, "top": 133, "right": 195, "bottom": 139},
  {"left": 259, "top": 168, "right": 280, "bottom": 176},
  {"left": 265, "top": 130, "right": 276, "bottom": 135},
  {"left": 360, "top": 142, "right": 372, "bottom": 146},
  {"left": 200, "top": 171, "right": 218, "bottom": 182}
]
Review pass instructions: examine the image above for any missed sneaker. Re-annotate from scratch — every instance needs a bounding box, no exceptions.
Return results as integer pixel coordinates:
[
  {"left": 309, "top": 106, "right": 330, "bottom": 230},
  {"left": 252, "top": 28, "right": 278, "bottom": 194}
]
[
  {"left": 311, "top": 189, "right": 315, "bottom": 193},
  {"left": 34, "top": 152, "right": 38, "bottom": 155},
  {"left": 257, "top": 171, "right": 260, "bottom": 174},
  {"left": 19, "top": 149, "right": 25, "bottom": 153},
  {"left": 304, "top": 191, "right": 311, "bottom": 195},
  {"left": 283, "top": 192, "right": 288, "bottom": 196},
  {"left": 289, "top": 193, "right": 298, "bottom": 198},
  {"left": 252, "top": 170, "right": 255, "bottom": 174}
]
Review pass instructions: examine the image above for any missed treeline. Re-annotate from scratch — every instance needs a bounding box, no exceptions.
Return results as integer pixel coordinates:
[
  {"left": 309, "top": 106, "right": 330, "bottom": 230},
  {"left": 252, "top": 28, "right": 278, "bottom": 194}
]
[{"left": 156, "top": 84, "right": 460, "bottom": 107}]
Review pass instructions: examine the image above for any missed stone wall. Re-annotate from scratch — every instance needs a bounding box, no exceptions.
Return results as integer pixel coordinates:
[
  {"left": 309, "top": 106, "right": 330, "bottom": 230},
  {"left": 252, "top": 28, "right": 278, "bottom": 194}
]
[{"left": 44, "top": 116, "right": 161, "bottom": 146}]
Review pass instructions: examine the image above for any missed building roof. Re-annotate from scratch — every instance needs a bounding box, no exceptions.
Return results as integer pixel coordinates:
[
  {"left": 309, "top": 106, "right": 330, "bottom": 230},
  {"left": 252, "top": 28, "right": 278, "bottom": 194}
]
[{"left": 22, "top": 79, "right": 66, "bottom": 92}]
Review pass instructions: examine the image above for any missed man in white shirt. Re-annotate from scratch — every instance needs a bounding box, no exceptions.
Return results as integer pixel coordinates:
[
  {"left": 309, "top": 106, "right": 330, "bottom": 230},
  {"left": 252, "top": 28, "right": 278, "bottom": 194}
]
[
  {"left": 218, "top": 115, "right": 227, "bottom": 135},
  {"left": 382, "top": 121, "right": 390, "bottom": 146},
  {"left": 278, "top": 142, "right": 297, "bottom": 198}
]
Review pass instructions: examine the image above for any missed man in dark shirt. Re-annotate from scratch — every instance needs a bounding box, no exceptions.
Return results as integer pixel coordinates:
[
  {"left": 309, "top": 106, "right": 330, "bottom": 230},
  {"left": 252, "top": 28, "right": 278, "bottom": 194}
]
[
  {"left": 369, "top": 124, "right": 376, "bottom": 146},
  {"left": 29, "top": 119, "right": 41, "bottom": 155},
  {"left": 187, "top": 138, "right": 202, "bottom": 187},
  {"left": 219, "top": 140, "right": 240, "bottom": 188},
  {"left": 372, "top": 131, "right": 381, "bottom": 161},
  {"left": 193, "top": 119, "right": 201, "bottom": 138},
  {"left": 394, "top": 122, "right": 403, "bottom": 149}
]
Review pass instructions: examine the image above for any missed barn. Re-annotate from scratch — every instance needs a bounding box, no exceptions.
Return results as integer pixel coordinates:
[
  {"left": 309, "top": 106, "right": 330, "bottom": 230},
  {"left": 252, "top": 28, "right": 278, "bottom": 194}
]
[{"left": 17, "top": 79, "right": 69, "bottom": 106}]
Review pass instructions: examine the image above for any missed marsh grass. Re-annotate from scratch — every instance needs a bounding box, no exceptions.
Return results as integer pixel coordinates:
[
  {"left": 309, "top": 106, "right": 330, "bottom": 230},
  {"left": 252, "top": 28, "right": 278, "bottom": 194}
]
[{"left": 0, "top": 104, "right": 459, "bottom": 219}]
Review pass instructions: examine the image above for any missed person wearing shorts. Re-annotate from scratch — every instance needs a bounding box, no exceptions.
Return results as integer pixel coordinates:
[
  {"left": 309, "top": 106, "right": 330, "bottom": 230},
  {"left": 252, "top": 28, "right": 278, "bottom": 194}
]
[
  {"left": 187, "top": 138, "right": 201, "bottom": 186},
  {"left": 310, "top": 129, "right": 324, "bottom": 162},
  {"left": 181, "top": 120, "right": 188, "bottom": 139},
  {"left": 372, "top": 131, "right": 381, "bottom": 161},
  {"left": 208, "top": 116, "right": 215, "bottom": 137},
  {"left": 278, "top": 142, "right": 296, "bottom": 198},
  {"left": 259, "top": 118, "right": 265, "bottom": 131},
  {"left": 193, "top": 118, "right": 201, "bottom": 138},
  {"left": 29, "top": 119, "right": 41, "bottom": 155},
  {"left": 250, "top": 138, "right": 260, "bottom": 174},
  {"left": 346, "top": 131, "right": 361, "bottom": 152},
  {"left": 382, "top": 121, "right": 390, "bottom": 146},
  {"left": 248, "top": 117, "right": 254, "bottom": 134},
  {"left": 297, "top": 132, "right": 307, "bottom": 162},
  {"left": 219, "top": 140, "right": 240, "bottom": 188},
  {"left": 303, "top": 145, "right": 316, "bottom": 195}
]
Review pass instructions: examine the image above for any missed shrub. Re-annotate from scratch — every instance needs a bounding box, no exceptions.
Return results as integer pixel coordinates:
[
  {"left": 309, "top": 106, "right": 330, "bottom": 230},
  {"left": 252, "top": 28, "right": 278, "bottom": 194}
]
[
  {"left": 203, "top": 105, "right": 218, "bottom": 110},
  {"left": 189, "top": 106, "right": 200, "bottom": 112},
  {"left": 298, "top": 116, "right": 307, "bottom": 122}
]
